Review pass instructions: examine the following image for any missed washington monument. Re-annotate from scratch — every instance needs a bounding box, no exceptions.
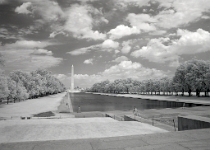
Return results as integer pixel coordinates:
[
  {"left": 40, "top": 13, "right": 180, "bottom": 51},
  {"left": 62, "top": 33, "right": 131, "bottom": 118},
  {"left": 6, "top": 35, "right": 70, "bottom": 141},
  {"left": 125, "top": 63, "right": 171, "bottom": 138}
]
[{"left": 71, "top": 65, "right": 74, "bottom": 91}]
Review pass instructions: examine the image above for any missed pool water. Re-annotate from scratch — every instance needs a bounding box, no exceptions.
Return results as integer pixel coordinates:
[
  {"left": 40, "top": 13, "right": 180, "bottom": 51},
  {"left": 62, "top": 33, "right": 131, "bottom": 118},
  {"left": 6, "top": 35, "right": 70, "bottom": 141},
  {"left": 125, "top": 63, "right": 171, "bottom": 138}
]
[{"left": 70, "top": 93, "right": 185, "bottom": 112}]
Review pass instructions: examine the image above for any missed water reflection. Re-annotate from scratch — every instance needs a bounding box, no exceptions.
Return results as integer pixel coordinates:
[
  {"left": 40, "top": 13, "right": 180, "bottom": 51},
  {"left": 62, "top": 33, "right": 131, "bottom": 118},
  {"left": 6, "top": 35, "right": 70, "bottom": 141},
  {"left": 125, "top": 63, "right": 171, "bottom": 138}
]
[{"left": 70, "top": 93, "right": 185, "bottom": 112}]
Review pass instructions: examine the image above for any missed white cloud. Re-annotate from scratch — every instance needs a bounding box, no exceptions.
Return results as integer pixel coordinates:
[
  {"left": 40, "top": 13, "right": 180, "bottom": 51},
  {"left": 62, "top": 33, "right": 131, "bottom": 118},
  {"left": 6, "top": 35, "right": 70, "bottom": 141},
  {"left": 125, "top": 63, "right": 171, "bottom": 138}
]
[
  {"left": 67, "top": 44, "right": 100, "bottom": 55},
  {"left": 121, "top": 41, "right": 131, "bottom": 54},
  {"left": 112, "top": 56, "right": 129, "bottom": 63},
  {"left": 0, "top": 40, "right": 62, "bottom": 72},
  {"left": 155, "top": 0, "right": 210, "bottom": 29},
  {"left": 49, "top": 31, "right": 67, "bottom": 38},
  {"left": 84, "top": 58, "right": 93, "bottom": 64},
  {"left": 149, "top": 30, "right": 167, "bottom": 35},
  {"left": 115, "top": 0, "right": 151, "bottom": 9},
  {"left": 67, "top": 40, "right": 120, "bottom": 56},
  {"left": 201, "top": 16, "right": 210, "bottom": 19},
  {"left": 20, "top": 0, "right": 64, "bottom": 22},
  {"left": 131, "top": 38, "right": 178, "bottom": 64},
  {"left": 108, "top": 25, "right": 140, "bottom": 39},
  {"left": 54, "top": 74, "right": 67, "bottom": 80},
  {"left": 58, "top": 61, "right": 167, "bottom": 88},
  {"left": 171, "top": 28, "right": 210, "bottom": 55},
  {"left": 101, "top": 61, "right": 166, "bottom": 82},
  {"left": 102, "top": 39, "right": 119, "bottom": 49},
  {"left": 32, "top": 49, "right": 53, "bottom": 55},
  {"left": 2, "top": 40, "right": 52, "bottom": 49},
  {"left": 1, "top": 50, "right": 62, "bottom": 72},
  {"left": 15, "top": 2, "right": 32, "bottom": 14},
  {"left": 131, "top": 29, "right": 210, "bottom": 67},
  {"left": 125, "top": 0, "right": 210, "bottom": 31},
  {"left": 115, "top": 50, "right": 120, "bottom": 54},
  {"left": 64, "top": 4, "right": 106, "bottom": 40},
  {"left": 127, "top": 13, "right": 157, "bottom": 32}
]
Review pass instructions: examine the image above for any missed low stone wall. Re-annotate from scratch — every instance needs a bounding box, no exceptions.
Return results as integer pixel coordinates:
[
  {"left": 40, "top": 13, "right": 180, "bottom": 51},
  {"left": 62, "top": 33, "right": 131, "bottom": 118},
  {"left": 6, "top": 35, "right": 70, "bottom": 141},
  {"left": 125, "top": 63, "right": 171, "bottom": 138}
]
[
  {"left": 105, "top": 114, "right": 124, "bottom": 121},
  {"left": 124, "top": 115, "right": 138, "bottom": 121},
  {"left": 178, "top": 115, "right": 210, "bottom": 131}
]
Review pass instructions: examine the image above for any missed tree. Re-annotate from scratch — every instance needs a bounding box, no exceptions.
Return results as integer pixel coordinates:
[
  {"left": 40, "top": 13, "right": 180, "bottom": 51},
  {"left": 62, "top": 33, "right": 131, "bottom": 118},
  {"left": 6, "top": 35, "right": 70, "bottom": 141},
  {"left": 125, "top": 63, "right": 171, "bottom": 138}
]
[
  {"left": 173, "top": 59, "right": 210, "bottom": 97},
  {"left": 7, "top": 78, "right": 17, "bottom": 103},
  {"left": 0, "top": 74, "right": 9, "bottom": 101},
  {"left": 173, "top": 64, "right": 188, "bottom": 96},
  {"left": 204, "top": 68, "right": 210, "bottom": 96}
]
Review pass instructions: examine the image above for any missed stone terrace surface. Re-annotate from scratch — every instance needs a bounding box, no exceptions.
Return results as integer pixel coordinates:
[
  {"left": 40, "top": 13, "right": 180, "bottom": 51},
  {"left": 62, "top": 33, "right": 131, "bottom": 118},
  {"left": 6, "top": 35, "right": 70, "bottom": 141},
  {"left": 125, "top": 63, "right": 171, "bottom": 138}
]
[
  {"left": 0, "top": 128, "right": 210, "bottom": 150},
  {"left": 0, "top": 118, "right": 167, "bottom": 143}
]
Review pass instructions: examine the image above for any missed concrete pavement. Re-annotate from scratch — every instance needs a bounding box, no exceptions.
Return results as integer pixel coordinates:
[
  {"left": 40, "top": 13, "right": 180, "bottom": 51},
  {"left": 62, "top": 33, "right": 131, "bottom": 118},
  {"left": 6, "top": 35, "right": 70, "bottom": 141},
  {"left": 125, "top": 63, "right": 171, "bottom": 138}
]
[
  {"left": 0, "top": 128, "right": 209, "bottom": 150},
  {"left": 0, "top": 93, "right": 66, "bottom": 118},
  {"left": 0, "top": 118, "right": 167, "bottom": 143}
]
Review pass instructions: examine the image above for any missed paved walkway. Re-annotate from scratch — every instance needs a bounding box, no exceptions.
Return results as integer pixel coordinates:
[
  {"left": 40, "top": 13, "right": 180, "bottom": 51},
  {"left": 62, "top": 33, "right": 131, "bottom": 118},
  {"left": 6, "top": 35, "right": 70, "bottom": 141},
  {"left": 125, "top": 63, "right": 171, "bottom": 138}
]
[
  {"left": 0, "top": 118, "right": 166, "bottom": 143},
  {"left": 0, "top": 128, "right": 209, "bottom": 150},
  {"left": 0, "top": 93, "right": 66, "bottom": 119}
]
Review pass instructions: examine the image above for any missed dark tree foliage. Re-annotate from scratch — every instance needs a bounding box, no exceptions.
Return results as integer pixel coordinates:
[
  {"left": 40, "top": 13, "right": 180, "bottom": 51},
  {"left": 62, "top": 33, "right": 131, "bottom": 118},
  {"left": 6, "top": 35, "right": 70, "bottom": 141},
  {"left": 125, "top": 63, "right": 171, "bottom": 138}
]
[
  {"left": 88, "top": 59, "right": 210, "bottom": 97},
  {"left": 0, "top": 69, "right": 66, "bottom": 102}
]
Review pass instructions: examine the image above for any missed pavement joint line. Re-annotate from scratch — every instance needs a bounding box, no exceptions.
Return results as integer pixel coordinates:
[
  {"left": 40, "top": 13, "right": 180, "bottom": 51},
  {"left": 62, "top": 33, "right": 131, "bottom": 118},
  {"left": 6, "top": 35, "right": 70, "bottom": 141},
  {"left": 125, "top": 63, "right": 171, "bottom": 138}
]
[
  {"left": 138, "top": 137, "right": 150, "bottom": 145},
  {"left": 176, "top": 142, "right": 192, "bottom": 150},
  {"left": 90, "top": 142, "right": 95, "bottom": 150}
]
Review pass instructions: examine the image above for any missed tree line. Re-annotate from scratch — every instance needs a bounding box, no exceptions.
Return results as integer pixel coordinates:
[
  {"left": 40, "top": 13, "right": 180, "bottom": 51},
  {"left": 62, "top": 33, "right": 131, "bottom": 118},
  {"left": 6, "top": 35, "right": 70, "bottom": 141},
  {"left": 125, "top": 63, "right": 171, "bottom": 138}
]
[
  {"left": 88, "top": 59, "right": 210, "bottom": 97},
  {"left": 0, "top": 69, "right": 66, "bottom": 103}
]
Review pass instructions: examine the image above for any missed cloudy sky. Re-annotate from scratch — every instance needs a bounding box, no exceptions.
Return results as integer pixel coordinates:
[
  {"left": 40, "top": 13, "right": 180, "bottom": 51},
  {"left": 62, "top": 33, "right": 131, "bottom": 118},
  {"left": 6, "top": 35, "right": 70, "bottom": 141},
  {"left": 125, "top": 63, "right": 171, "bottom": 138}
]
[{"left": 0, "top": 0, "right": 210, "bottom": 88}]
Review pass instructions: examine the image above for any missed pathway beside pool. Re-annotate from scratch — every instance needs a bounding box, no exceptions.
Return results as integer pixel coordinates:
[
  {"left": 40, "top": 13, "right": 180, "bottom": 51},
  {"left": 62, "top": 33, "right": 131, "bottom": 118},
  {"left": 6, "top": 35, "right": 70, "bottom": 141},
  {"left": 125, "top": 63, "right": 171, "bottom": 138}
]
[{"left": 0, "top": 93, "right": 66, "bottom": 118}]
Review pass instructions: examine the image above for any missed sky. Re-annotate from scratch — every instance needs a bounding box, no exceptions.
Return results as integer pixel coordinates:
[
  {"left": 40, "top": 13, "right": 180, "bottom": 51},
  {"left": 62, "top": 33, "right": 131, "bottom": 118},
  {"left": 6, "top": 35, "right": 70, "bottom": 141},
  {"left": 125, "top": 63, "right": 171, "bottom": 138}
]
[{"left": 0, "top": 0, "right": 210, "bottom": 88}]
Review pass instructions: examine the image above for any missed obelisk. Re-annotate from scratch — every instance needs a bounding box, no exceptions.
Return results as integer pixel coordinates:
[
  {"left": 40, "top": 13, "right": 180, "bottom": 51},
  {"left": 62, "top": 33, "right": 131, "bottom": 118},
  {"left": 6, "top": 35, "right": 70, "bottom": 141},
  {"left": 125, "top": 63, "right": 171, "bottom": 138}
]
[{"left": 71, "top": 65, "right": 74, "bottom": 91}]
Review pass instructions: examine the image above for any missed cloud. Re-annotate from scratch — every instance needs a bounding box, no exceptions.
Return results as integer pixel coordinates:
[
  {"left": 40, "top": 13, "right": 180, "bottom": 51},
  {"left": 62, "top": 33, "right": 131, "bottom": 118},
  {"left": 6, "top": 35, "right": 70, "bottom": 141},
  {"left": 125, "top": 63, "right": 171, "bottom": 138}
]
[
  {"left": 19, "top": 0, "right": 64, "bottom": 22},
  {"left": 63, "top": 4, "right": 106, "bottom": 40},
  {"left": 32, "top": 49, "right": 53, "bottom": 56},
  {"left": 67, "top": 40, "right": 120, "bottom": 56},
  {"left": 121, "top": 41, "right": 131, "bottom": 54},
  {"left": 2, "top": 40, "right": 52, "bottom": 49},
  {"left": 67, "top": 44, "right": 100, "bottom": 55},
  {"left": 0, "top": 40, "right": 63, "bottom": 72},
  {"left": 96, "top": 60, "right": 167, "bottom": 84},
  {"left": 102, "top": 39, "right": 119, "bottom": 49},
  {"left": 149, "top": 30, "right": 167, "bottom": 35},
  {"left": 15, "top": 2, "right": 32, "bottom": 14},
  {"left": 155, "top": 0, "right": 210, "bottom": 29},
  {"left": 115, "top": 50, "right": 120, "bottom": 54},
  {"left": 126, "top": 13, "right": 157, "bottom": 32},
  {"left": 112, "top": 56, "right": 129, "bottom": 63},
  {"left": 124, "top": 0, "right": 210, "bottom": 31},
  {"left": 201, "top": 16, "right": 210, "bottom": 19},
  {"left": 84, "top": 58, "right": 93, "bottom": 64},
  {"left": 57, "top": 61, "right": 167, "bottom": 88},
  {"left": 115, "top": 0, "right": 151, "bottom": 9},
  {"left": 101, "top": 61, "right": 158, "bottom": 80},
  {"left": 0, "top": 28, "right": 16, "bottom": 39},
  {"left": 49, "top": 31, "right": 67, "bottom": 38},
  {"left": 55, "top": 73, "right": 104, "bottom": 88},
  {"left": 1, "top": 50, "right": 62, "bottom": 72},
  {"left": 171, "top": 28, "right": 210, "bottom": 54},
  {"left": 16, "top": 0, "right": 108, "bottom": 40},
  {"left": 0, "top": 0, "right": 8, "bottom": 4},
  {"left": 108, "top": 25, "right": 140, "bottom": 39},
  {"left": 131, "top": 29, "right": 210, "bottom": 67},
  {"left": 131, "top": 38, "right": 180, "bottom": 67}
]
